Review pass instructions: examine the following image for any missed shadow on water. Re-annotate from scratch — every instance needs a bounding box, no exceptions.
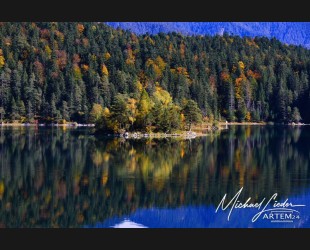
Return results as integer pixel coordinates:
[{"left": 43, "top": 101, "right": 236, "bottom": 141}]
[{"left": 0, "top": 125, "right": 310, "bottom": 227}]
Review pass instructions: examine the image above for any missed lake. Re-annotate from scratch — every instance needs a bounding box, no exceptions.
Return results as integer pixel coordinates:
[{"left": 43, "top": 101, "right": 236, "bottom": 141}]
[{"left": 0, "top": 125, "right": 309, "bottom": 228}]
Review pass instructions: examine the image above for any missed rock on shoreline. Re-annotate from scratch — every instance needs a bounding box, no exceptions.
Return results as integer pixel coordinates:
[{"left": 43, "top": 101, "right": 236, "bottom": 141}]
[{"left": 108, "top": 131, "right": 198, "bottom": 139}]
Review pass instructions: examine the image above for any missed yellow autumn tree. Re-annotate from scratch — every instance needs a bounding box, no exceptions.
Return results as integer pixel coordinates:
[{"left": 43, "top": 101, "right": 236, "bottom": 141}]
[
  {"left": 235, "top": 74, "right": 246, "bottom": 100},
  {"left": 101, "top": 64, "right": 109, "bottom": 76},
  {"left": 171, "top": 67, "right": 190, "bottom": 79},
  {"left": 73, "top": 64, "right": 82, "bottom": 80},
  {"left": 138, "top": 89, "right": 152, "bottom": 115},
  {"left": 104, "top": 52, "right": 111, "bottom": 61},
  {"left": 136, "top": 89, "right": 153, "bottom": 129},
  {"left": 0, "top": 180, "right": 4, "bottom": 199},
  {"left": 238, "top": 61, "right": 245, "bottom": 73},
  {"left": 135, "top": 80, "right": 143, "bottom": 93},
  {"left": 45, "top": 45, "right": 52, "bottom": 59},
  {"left": 146, "top": 58, "right": 154, "bottom": 68},
  {"left": 89, "top": 103, "right": 104, "bottom": 123},
  {"left": 155, "top": 56, "right": 166, "bottom": 71},
  {"left": 235, "top": 77, "right": 243, "bottom": 100},
  {"left": 81, "top": 64, "right": 89, "bottom": 72},
  {"left": 146, "top": 56, "right": 167, "bottom": 80},
  {"left": 0, "top": 49, "right": 5, "bottom": 68},
  {"left": 152, "top": 85, "right": 172, "bottom": 106},
  {"left": 245, "top": 112, "right": 251, "bottom": 122},
  {"left": 127, "top": 98, "right": 138, "bottom": 127}
]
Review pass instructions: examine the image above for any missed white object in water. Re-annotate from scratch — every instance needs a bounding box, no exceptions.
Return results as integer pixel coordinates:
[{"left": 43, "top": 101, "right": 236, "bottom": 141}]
[{"left": 112, "top": 219, "right": 147, "bottom": 228}]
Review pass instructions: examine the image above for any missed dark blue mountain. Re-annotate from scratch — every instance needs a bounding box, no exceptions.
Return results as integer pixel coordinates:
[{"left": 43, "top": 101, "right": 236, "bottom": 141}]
[{"left": 106, "top": 22, "right": 310, "bottom": 48}]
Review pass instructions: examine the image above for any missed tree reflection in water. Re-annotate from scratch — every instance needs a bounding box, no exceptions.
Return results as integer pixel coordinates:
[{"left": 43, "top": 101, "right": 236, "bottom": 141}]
[{"left": 0, "top": 126, "right": 309, "bottom": 227}]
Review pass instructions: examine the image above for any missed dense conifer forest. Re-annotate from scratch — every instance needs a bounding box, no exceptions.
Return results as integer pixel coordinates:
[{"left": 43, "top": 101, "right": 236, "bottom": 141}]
[{"left": 1, "top": 22, "right": 310, "bottom": 132}]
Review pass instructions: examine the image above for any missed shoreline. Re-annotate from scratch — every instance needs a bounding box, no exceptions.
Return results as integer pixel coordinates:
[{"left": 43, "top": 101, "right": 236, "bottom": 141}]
[
  {"left": 1, "top": 121, "right": 309, "bottom": 141},
  {"left": 0, "top": 122, "right": 95, "bottom": 127},
  {"left": 110, "top": 131, "right": 211, "bottom": 140},
  {"left": 221, "top": 122, "right": 310, "bottom": 126},
  {"left": 219, "top": 122, "right": 266, "bottom": 125},
  {"left": 0, "top": 121, "right": 267, "bottom": 127},
  {"left": 2, "top": 121, "right": 308, "bottom": 127}
]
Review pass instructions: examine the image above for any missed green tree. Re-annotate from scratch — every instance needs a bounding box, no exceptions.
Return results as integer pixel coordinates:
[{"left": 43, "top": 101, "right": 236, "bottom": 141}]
[
  {"left": 110, "top": 94, "right": 129, "bottom": 132},
  {"left": 151, "top": 101, "right": 164, "bottom": 132},
  {"left": 160, "top": 104, "right": 181, "bottom": 132},
  {"left": 89, "top": 103, "right": 104, "bottom": 124},
  {"left": 0, "top": 107, "right": 5, "bottom": 122},
  {"left": 182, "top": 100, "right": 202, "bottom": 131},
  {"left": 50, "top": 94, "right": 57, "bottom": 119},
  {"left": 18, "top": 100, "right": 26, "bottom": 117},
  {"left": 100, "top": 75, "right": 111, "bottom": 107},
  {"left": 61, "top": 101, "right": 70, "bottom": 121},
  {"left": 236, "top": 99, "right": 247, "bottom": 122},
  {"left": 0, "top": 67, "right": 11, "bottom": 119},
  {"left": 11, "top": 98, "right": 19, "bottom": 120},
  {"left": 26, "top": 100, "right": 33, "bottom": 121},
  {"left": 292, "top": 107, "right": 301, "bottom": 123}
]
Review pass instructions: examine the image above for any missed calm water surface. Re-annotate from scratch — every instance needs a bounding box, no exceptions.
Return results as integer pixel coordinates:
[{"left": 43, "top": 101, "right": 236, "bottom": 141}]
[{"left": 0, "top": 125, "right": 309, "bottom": 228}]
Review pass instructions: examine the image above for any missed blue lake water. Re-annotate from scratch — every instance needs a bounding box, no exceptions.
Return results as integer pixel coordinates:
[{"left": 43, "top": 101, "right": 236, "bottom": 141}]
[
  {"left": 87, "top": 188, "right": 310, "bottom": 228},
  {"left": 0, "top": 125, "right": 309, "bottom": 228}
]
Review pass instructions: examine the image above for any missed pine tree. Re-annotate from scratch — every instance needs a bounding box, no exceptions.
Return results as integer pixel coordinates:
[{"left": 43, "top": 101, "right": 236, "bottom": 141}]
[
  {"left": 100, "top": 75, "right": 111, "bottom": 107},
  {"left": 61, "top": 101, "right": 70, "bottom": 121},
  {"left": 151, "top": 101, "right": 164, "bottom": 131},
  {"left": 26, "top": 100, "right": 33, "bottom": 121},
  {"left": 50, "top": 94, "right": 57, "bottom": 119},
  {"left": 0, "top": 107, "right": 5, "bottom": 122},
  {"left": 0, "top": 67, "right": 11, "bottom": 119},
  {"left": 182, "top": 99, "right": 202, "bottom": 131},
  {"left": 11, "top": 98, "right": 19, "bottom": 120},
  {"left": 227, "top": 83, "right": 235, "bottom": 121},
  {"left": 110, "top": 94, "right": 129, "bottom": 132},
  {"left": 292, "top": 107, "right": 302, "bottom": 123},
  {"left": 18, "top": 100, "right": 26, "bottom": 118}
]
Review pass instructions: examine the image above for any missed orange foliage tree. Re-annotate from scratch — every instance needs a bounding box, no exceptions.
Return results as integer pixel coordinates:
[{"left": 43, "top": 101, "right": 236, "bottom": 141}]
[
  {"left": 56, "top": 50, "right": 67, "bottom": 70},
  {"left": 77, "top": 24, "right": 85, "bottom": 34},
  {"left": 101, "top": 64, "right": 109, "bottom": 76},
  {"left": 34, "top": 60, "right": 45, "bottom": 85}
]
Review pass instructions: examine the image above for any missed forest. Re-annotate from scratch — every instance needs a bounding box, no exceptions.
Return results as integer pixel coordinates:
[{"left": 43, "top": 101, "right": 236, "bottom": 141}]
[{"left": 0, "top": 22, "right": 310, "bottom": 133}]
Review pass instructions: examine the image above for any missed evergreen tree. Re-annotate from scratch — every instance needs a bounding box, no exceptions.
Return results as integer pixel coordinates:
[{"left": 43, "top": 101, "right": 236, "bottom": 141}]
[
  {"left": 11, "top": 98, "right": 19, "bottom": 120},
  {"left": 61, "top": 101, "right": 70, "bottom": 121},
  {"left": 110, "top": 94, "right": 129, "bottom": 131},
  {"left": 183, "top": 100, "right": 202, "bottom": 130},
  {"left": 292, "top": 107, "right": 302, "bottom": 123}
]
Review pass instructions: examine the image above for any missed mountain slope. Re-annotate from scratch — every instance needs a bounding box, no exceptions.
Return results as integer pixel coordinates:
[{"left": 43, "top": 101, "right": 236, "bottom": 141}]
[
  {"left": 1, "top": 22, "right": 310, "bottom": 126},
  {"left": 106, "top": 22, "right": 310, "bottom": 48}
]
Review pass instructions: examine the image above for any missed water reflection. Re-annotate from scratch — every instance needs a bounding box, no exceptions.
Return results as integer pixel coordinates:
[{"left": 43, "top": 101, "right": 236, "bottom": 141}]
[
  {"left": 88, "top": 189, "right": 310, "bottom": 228},
  {"left": 0, "top": 126, "right": 309, "bottom": 228}
]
